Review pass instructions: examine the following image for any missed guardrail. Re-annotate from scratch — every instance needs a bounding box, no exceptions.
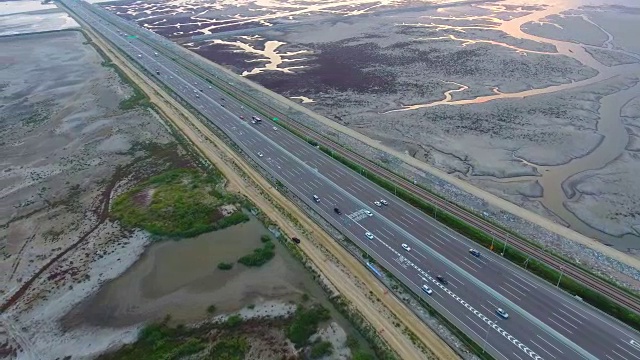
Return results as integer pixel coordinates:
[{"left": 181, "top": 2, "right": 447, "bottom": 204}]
[{"left": 73, "top": 0, "right": 640, "bottom": 323}]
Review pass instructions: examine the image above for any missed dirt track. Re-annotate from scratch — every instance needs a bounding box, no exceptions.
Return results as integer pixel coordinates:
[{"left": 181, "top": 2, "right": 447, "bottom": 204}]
[{"left": 74, "top": 13, "right": 460, "bottom": 360}]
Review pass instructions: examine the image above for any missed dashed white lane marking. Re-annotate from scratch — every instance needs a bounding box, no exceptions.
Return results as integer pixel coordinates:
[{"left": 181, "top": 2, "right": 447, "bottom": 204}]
[
  {"left": 499, "top": 286, "right": 521, "bottom": 301},
  {"left": 503, "top": 282, "right": 526, "bottom": 297},
  {"left": 546, "top": 317, "right": 574, "bottom": 335},
  {"left": 537, "top": 335, "right": 564, "bottom": 354},
  {"left": 446, "top": 271, "right": 465, "bottom": 286},
  {"left": 617, "top": 344, "right": 640, "bottom": 360},
  {"left": 612, "top": 350, "right": 629, "bottom": 360},
  {"left": 561, "top": 304, "right": 588, "bottom": 320},
  {"left": 551, "top": 312, "right": 578, "bottom": 329},
  {"left": 530, "top": 340, "right": 556, "bottom": 359},
  {"left": 377, "top": 240, "right": 543, "bottom": 360}
]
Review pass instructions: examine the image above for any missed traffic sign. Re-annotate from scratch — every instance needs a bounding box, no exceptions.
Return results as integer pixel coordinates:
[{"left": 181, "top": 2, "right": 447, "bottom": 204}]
[{"left": 272, "top": 117, "right": 279, "bottom": 122}]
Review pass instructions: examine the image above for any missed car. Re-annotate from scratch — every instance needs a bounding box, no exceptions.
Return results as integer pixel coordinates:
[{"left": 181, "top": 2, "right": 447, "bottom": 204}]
[
  {"left": 195, "top": 94, "right": 200, "bottom": 98},
  {"left": 469, "top": 249, "right": 481, "bottom": 257},
  {"left": 199, "top": 89, "right": 203, "bottom": 92},
  {"left": 169, "top": 76, "right": 173, "bottom": 79},
  {"left": 239, "top": 115, "right": 244, "bottom": 119},
  {"left": 221, "top": 104, "right": 225, "bottom": 107},
  {"left": 291, "top": 237, "right": 301, "bottom": 244},
  {"left": 251, "top": 120, "right": 256, "bottom": 124},
  {"left": 272, "top": 126, "right": 278, "bottom": 131},
  {"left": 221, "top": 97, "right": 225, "bottom": 101},
  {"left": 364, "top": 210, "right": 373, "bottom": 217},
  {"left": 257, "top": 151, "right": 263, "bottom": 157},
  {"left": 334, "top": 207, "right": 341, "bottom": 215},
  {"left": 365, "top": 232, "right": 374, "bottom": 240},
  {"left": 380, "top": 199, "right": 388, "bottom": 206},
  {"left": 436, "top": 275, "right": 448, "bottom": 285},
  {"left": 313, "top": 195, "right": 320, "bottom": 203},
  {"left": 374, "top": 201, "right": 382, "bottom": 207},
  {"left": 208, "top": 86, "right": 212, "bottom": 89},
  {"left": 421, "top": 285, "right": 433, "bottom": 295},
  {"left": 401, "top": 243, "right": 411, "bottom": 251},
  {"left": 496, "top": 308, "right": 509, "bottom": 319}
]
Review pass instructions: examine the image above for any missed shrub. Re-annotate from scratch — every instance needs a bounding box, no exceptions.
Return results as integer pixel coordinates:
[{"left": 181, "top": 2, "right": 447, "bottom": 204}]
[
  {"left": 310, "top": 340, "right": 333, "bottom": 359},
  {"left": 217, "top": 262, "right": 233, "bottom": 270},
  {"left": 286, "top": 305, "right": 331, "bottom": 347}
]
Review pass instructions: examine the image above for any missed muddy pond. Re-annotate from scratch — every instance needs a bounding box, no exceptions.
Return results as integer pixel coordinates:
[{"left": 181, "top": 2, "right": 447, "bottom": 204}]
[{"left": 63, "top": 215, "right": 346, "bottom": 329}]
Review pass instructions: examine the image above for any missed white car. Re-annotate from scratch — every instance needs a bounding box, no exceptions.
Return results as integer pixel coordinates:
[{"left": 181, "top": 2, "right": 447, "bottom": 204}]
[
  {"left": 421, "top": 285, "right": 433, "bottom": 295},
  {"left": 209, "top": 86, "right": 212, "bottom": 89},
  {"left": 380, "top": 199, "right": 388, "bottom": 206},
  {"left": 364, "top": 210, "right": 373, "bottom": 217},
  {"left": 374, "top": 201, "right": 382, "bottom": 207},
  {"left": 401, "top": 243, "right": 411, "bottom": 251},
  {"left": 365, "top": 232, "right": 374, "bottom": 240},
  {"left": 257, "top": 151, "right": 264, "bottom": 157},
  {"left": 273, "top": 126, "right": 278, "bottom": 131},
  {"left": 496, "top": 308, "right": 509, "bottom": 319}
]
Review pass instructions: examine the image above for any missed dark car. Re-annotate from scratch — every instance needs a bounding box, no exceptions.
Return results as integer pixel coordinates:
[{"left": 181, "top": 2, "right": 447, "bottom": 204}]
[
  {"left": 436, "top": 275, "right": 448, "bottom": 285},
  {"left": 292, "top": 237, "right": 301, "bottom": 244},
  {"left": 334, "top": 207, "right": 341, "bottom": 215}
]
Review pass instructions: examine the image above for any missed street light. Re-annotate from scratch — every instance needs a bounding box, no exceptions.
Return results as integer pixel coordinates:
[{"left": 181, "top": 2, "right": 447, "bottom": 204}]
[
  {"left": 482, "top": 322, "right": 491, "bottom": 353},
  {"left": 557, "top": 266, "right": 564, "bottom": 287},
  {"left": 501, "top": 234, "right": 509, "bottom": 256}
]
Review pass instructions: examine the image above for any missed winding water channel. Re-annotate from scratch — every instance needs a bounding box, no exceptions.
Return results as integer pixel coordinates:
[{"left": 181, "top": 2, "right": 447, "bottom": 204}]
[{"left": 386, "top": 0, "right": 640, "bottom": 248}]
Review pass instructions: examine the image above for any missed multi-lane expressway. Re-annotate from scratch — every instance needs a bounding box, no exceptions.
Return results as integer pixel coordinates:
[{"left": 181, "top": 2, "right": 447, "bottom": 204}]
[{"left": 61, "top": 1, "right": 640, "bottom": 359}]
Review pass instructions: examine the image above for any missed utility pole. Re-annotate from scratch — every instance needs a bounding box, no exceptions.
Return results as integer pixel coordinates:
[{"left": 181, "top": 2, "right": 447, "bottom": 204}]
[{"left": 524, "top": 256, "right": 530, "bottom": 270}]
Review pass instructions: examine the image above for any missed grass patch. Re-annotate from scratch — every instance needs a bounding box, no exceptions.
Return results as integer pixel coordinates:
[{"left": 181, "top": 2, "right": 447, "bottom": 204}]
[
  {"left": 208, "top": 337, "right": 248, "bottom": 360},
  {"left": 260, "top": 234, "right": 271, "bottom": 243},
  {"left": 310, "top": 340, "right": 333, "bottom": 359},
  {"left": 111, "top": 168, "right": 249, "bottom": 238},
  {"left": 207, "top": 305, "right": 217, "bottom": 314},
  {"left": 217, "top": 262, "right": 234, "bottom": 270},
  {"left": 286, "top": 304, "right": 331, "bottom": 348},
  {"left": 98, "top": 322, "right": 205, "bottom": 360},
  {"left": 225, "top": 314, "right": 243, "bottom": 328},
  {"left": 237, "top": 240, "right": 276, "bottom": 267}
]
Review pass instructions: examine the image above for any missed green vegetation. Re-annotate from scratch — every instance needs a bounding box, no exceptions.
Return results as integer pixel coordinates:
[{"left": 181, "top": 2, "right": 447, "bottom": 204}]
[
  {"left": 217, "top": 262, "right": 234, "bottom": 270},
  {"left": 98, "top": 321, "right": 205, "bottom": 360},
  {"left": 225, "top": 314, "right": 243, "bottom": 328},
  {"left": 260, "top": 234, "right": 271, "bottom": 243},
  {"left": 346, "top": 335, "right": 376, "bottom": 360},
  {"left": 237, "top": 239, "right": 276, "bottom": 267},
  {"left": 208, "top": 337, "right": 248, "bottom": 360},
  {"left": 286, "top": 304, "right": 331, "bottom": 348},
  {"left": 119, "top": 85, "right": 149, "bottom": 110},
  {"left": 310, "top": 340, "right": 333, "bottom": 359},
  {"left": 276, "top": 120, "right": 640, "bottom": 332},
  {"left": 207, "top": 305, "right": 217, "bottom": 314},
  {"left": 111, "top": 168, "right": 249, "bottom": 238}
]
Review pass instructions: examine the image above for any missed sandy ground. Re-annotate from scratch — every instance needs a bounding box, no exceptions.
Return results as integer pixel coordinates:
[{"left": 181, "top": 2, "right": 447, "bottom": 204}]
[
  {"left": 0, "top": 30, "right": 179, "bottom": 359},
  {"left": 65, "top": 13, "right": 459, "bottom": 360},
  {"left": 124, "top": 0, "right": 640, "bottom": 259}
]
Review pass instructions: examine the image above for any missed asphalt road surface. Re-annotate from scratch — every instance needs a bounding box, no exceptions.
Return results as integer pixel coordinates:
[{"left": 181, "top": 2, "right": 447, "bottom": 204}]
[{"left": 62, "top": 1, "right": 640, "bottom": 359}]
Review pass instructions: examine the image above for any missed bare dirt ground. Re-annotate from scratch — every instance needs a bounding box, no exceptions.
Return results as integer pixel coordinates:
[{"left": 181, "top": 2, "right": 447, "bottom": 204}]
[
  {"left": 0, "top": 30, "right": 180, "bottom": 358},
  {"left": 75, "top": 15, "right": 458, "bottom": 360}
]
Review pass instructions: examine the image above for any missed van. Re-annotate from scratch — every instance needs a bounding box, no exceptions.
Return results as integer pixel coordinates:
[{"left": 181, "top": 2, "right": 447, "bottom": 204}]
[{"left": 312, "top": 195, "right": 320, "bottom": 203}]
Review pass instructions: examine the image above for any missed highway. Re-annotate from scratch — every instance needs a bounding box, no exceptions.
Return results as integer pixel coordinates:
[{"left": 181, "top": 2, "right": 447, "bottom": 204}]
[{"left": 61, "top": 1, "right": 640, "bottom": 359}]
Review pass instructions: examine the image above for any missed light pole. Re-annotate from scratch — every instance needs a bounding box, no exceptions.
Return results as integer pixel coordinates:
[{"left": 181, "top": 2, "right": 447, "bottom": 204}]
[
  {"left": 501, "top": 234, "right": 509, "bottom": 256},
  {"left": 557, "top": 266, "right": 564, "bottom": 287},
  {"left": 482, "top": 322, "right": 490, "bottom": 354}
]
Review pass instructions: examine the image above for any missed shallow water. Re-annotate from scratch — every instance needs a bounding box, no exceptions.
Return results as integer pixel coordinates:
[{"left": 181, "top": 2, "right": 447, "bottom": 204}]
[{"left": 62, "top": 216, "right": 330, "bottom": 327}]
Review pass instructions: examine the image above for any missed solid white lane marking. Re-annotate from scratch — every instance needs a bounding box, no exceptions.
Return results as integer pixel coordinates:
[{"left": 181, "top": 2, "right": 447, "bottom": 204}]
[
  {"left": 617, "top": 344, "right": 640, "bottom": 360},
  {"left": 401, "top": 215, "right": 414, "bottom": 225},
  {"left": 513, "top": 352, "right": 525, "bottom": 360},
  {"left": 463, "top": 256, "right": 482, "bottom": 268},
  {"left": 498, "top": 286, "right": 521, "bottom": 301},
  {"left": 460, "top": 261, "right": 478, "bottom": 273},
  {"left": 537, "top": 335, "right": 564, "bottom": 354},
  {"left": 551, "top": 312, "right": 578, "bottom": 329},
  {"left": 530, "top": 340, "right": 556, "bottom": 359},
  {"left": 372, "top": 240, "right": 543, "bottom": 359},
  {"left": 546, "top": 317, "right": 574, "bottom": 335}
]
